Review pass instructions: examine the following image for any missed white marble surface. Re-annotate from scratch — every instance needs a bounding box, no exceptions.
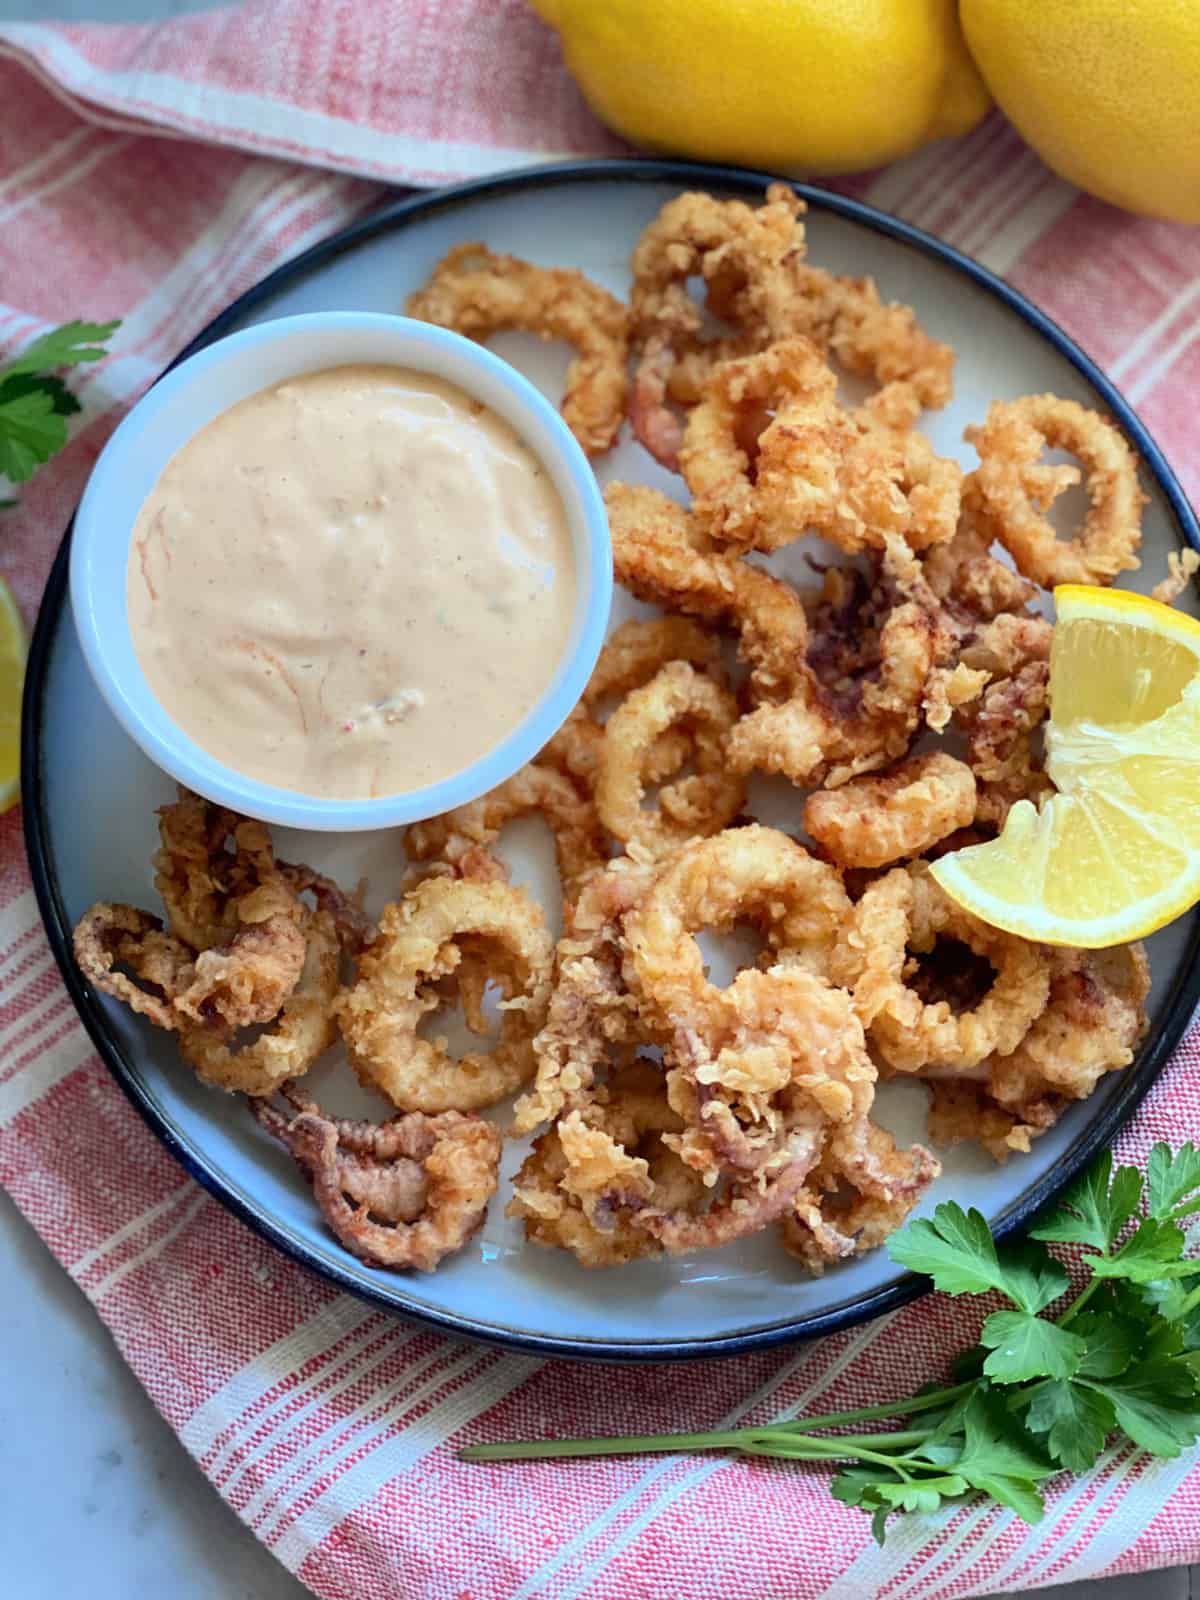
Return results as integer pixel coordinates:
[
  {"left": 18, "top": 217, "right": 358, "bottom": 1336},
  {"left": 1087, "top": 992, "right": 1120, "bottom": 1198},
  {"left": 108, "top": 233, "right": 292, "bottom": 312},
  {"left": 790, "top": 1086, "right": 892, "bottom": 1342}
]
[{"left": 2, "top": 0, "right": 1197, "bottom": 1595}]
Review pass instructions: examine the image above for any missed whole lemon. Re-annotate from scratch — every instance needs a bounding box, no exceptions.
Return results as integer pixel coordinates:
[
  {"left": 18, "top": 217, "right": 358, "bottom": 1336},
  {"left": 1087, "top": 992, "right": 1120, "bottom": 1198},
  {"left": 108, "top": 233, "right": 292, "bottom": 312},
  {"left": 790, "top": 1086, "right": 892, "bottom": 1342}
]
[
  {"left": 961, "top": 0, "right": 1200, "bottom": 223},
  {"left": 529, "top": 0, "right": 990, "bottom": 175}
]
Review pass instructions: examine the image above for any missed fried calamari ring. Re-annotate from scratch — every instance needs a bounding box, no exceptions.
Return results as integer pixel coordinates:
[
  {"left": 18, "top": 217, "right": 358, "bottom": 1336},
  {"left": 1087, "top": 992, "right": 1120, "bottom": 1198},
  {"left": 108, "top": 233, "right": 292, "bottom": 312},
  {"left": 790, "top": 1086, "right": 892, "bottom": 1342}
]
[
  {"left": 406, "top": 243, "right": 629, "bottom": 456},
  {"left": 680, "top": 339, "right": 961, "bottom": 554},
  {"left": 596, "top": 661, "right": 745, "bottom": 861},
  {"left": 624, "top": 826, "right": 853, "bottom": 1035},
  {"left": 964, "top": 395, "right": 1145, "bottom": 587},
  {"left": 928, "top": 943, "right": 1149, "bottom": 1162},
  {"left": 834, "top": 862, "right": 1052, "bottom": 1074},
  {"left": 605, "top": 483, "right": 811, "bottom": 698},
  {"left": 803, "top": 753, "right": 977, "bottom": 869},
  {"left": 335, "top": 875, "right": 553, "bottom": 1113},
  {"left": 628, "top": 184, "right": 808, "bottom": 467},
  {"left": 679, "top": 338, "right": 842, "bottom": 547},
  {"left": 72, "top": 903, "right": 196, "bottom": 1031},
  {"left": 539, "top": 614, "right": 721, "bottom": 790},
  {"left": 512, "top": 857, "right": 658, "bottom": 1135},
  {"left": 787, "top": 261, "right": 955, "bottom": 415},
  {"left": 781, "top": 1122, "right": 940, "bottom": 1272},
  {"left": 255, "top": 1098, "right": 501, "bottom": 1271},
  {"left": 176, "top": 908, "right": 340, "bottom": 1095},
  {"left": 406, "top": 762, "right": 607, "bottom": 901}
]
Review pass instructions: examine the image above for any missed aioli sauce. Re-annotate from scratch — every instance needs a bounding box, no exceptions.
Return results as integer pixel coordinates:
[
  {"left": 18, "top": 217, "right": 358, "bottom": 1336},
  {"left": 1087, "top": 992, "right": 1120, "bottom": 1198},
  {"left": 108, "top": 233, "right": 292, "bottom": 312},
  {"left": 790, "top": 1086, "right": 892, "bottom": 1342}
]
[{"left": 126, "top": 364, "right": 577, "bottom": 799}]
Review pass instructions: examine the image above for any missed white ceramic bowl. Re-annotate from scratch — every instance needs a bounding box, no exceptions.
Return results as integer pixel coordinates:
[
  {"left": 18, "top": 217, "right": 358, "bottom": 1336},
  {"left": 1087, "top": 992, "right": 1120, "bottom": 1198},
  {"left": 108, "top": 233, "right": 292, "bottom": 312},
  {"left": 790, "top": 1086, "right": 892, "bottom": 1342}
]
[{"left": 69, "top": 312, "right": 612, "bottom": 830}]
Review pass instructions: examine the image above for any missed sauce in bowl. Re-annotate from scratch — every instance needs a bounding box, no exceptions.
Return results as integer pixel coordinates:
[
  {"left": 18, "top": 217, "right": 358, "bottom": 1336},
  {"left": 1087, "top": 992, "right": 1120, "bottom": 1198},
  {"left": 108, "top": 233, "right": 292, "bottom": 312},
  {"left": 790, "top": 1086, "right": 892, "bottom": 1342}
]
[{"left": 126, "top": 363, "right": 577, "bottom": 799}]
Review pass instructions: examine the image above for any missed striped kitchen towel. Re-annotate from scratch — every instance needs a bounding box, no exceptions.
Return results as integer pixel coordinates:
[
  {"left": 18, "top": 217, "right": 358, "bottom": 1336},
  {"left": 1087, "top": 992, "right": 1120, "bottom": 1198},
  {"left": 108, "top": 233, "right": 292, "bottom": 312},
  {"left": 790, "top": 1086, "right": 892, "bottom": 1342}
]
[{"left": 2, "top": 4, "right": 1200, "bottom": 1597}]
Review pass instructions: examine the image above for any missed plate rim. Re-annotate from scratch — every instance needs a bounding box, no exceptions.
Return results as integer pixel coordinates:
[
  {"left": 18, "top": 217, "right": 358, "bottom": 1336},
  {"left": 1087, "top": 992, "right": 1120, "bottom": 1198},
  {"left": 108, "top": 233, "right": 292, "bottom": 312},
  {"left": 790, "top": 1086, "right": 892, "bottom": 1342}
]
[{"left": 23, "top": 155, "right": 1200, "bottom": 1363}]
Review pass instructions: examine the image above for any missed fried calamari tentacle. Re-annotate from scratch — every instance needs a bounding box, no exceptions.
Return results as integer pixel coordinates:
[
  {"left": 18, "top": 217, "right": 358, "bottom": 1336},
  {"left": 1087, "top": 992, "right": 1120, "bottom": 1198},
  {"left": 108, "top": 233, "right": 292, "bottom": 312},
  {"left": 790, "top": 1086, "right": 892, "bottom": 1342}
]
[
  {"left": 834, "top": 861, "right": 1052, "bottom": 1074},
  {"left": 631, "top": 1124, "right": 825, "bottom": 1255},
  {"left": 628, "top": 184, "right": 808, "bottom": 467},
  {"left": 1151, "top": 548, "right": 1200, "bottom": 606},
  {"left": 406, "top": 243, "right": 629, "bottom": 456},
  {"left": 153, "top": 790, "right": 310, "bottom": 1028},
  {"left": 965, "top": 395, "right": 1145, "bottom": 587},
  {"left": 781, "top": 1122, "right": 941, "bottom": 1272},
  {"left": 278, "top": 861, "right": 374, "bottom": 954},
  {"left": 929, "top": 943, "right": 1150, "bottom": 1162},
  {"left": 729, "top": 538, "right": 950, "bottom": 787},
  {"left": 512, "top": 857, "right": 659, "bottom": 1135},
  {"left": 335, "top": 875, "right": 553, "bottom": 1113},
  {"left": 256, "top": 1099, "right": 501, "bottom": 1271},
  {"left": 72, "top": 903, "right": 196, "bottom": 1030},
  {"left": 176, "top": 908, "right": 341, "bottom": 1095},
  {"left": 803, "top": 753, "right": 977, "bottom": 869},
  {"left": 406, "top": 762, "right": 607, "bottom": 901},
  {"left": 510, "top": 1063, "right": 707, "bottom": 1267},
  {"left": 596, "top": 660, "right": 744, "bottom": 861},
  {"left": 922, "top": 504, "right": 1040, "bottom": 625},
  {"left": 665, "top": 967, "right": 874, "bottom": 1178},
  {"left": 681, "top": 339, "right": 960, "bottom": 554}
]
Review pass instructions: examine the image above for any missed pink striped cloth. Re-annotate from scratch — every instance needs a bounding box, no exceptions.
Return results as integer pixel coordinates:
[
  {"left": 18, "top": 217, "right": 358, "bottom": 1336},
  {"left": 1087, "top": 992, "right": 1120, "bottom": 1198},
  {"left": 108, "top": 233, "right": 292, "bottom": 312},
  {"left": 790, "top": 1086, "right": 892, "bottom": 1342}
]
[{"left": 2, "top": 4, "right": 1199, "bottom": 1596}]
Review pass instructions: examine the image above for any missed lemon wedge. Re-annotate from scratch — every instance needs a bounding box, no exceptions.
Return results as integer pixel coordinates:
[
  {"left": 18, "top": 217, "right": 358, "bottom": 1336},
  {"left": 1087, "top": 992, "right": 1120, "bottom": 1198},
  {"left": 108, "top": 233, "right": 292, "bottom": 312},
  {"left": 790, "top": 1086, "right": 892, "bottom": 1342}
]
[
  {"left": 931, "top": 582, "right": 1200, "bottom": 947},
  {"left": 0, "top": 577, "right": 27, "bottom": 815}
]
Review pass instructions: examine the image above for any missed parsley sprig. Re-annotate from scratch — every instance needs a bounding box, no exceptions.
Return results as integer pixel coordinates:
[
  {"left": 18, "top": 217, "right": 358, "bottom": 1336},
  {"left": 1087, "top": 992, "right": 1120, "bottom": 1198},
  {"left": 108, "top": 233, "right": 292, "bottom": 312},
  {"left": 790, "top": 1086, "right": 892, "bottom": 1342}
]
[
  {"left": 0, "top": 320, "right": 120, "bottom": 500},
  {"left": 461, "top": 1143, "right": 1200, "bottom": 1542}
]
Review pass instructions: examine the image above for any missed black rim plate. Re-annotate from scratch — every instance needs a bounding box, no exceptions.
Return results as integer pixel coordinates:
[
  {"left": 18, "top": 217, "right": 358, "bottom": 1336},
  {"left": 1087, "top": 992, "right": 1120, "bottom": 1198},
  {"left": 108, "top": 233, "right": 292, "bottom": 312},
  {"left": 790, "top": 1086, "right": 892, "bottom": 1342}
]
[{"left": 23, "top": 157, "right": 1200, "bottom": 1361}]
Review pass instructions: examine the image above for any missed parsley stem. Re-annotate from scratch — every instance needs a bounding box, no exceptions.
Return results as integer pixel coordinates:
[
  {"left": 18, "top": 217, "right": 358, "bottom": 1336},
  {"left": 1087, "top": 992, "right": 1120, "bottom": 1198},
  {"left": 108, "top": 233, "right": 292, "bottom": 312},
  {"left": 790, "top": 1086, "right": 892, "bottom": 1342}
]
[
  {"left": 460, "top": 1428, "right": 938, "bottom": 1466},
  {"left": 1057, "top": 1276, "right": 1100, "bottom": 1328},
  {"left": 761, "top": 1381, "right": 975, "bottom": 1433}
]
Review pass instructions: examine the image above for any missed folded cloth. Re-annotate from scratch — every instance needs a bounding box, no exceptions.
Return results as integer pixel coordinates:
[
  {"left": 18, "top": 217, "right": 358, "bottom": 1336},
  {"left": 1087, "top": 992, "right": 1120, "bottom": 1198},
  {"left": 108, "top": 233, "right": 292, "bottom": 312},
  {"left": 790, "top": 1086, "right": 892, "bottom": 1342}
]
[{"left": 1, "top": 5, "right": 1199, "bottom": 1597}]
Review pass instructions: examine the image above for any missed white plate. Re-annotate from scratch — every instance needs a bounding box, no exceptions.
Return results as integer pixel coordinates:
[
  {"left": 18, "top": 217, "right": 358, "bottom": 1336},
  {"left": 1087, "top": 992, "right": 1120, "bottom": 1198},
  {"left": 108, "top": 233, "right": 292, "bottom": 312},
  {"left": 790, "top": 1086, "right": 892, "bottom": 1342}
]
[{"left": 26, "top": 160, "right": 1200, "bottom": 1360}]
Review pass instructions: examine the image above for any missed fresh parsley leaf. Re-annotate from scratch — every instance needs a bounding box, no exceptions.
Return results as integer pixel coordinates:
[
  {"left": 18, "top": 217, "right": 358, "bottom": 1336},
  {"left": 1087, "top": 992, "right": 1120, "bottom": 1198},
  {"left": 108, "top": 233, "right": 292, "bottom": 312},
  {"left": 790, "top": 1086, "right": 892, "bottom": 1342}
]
[
  {"left": 1148, "top": 1143, "right": 1200, "bottom": 1220},
  {"left": 1083, "top": 1360, "right": 1200, "bottom": 1457},
  {"left": 1031, "top": 1151, "right": 1143, "bottom": 1252},
  {"left": 889, "top": 1205, "right": 1065, "bottom": 1312},
  {"left": 980, "top": 1311, "right": 1086, "bottom": 1383},
  {"left": 1025, "top": 1380, "right": 1115, "bottom": 1472},
  {"left": 0, "top": 319, "right": 120, "bottom": 379},
  {"left": 831, "top": 1469, "right": 972, "bottom": 1545},
  {"left": 0, "top": 387, "right": 68, "bottom": 483},
  {"left": 0, "top": 372, "right": 82, "bottom": 416},
  {"left": 1141, "top": 1280, "right": 1200, "bottom": 1348},
  {"left": 1072, "top": 1310, "right": 1142, "bottom": 1379},
  {"left": 1091, "top": 1219, "right": 1191, "bottom": 1283}
]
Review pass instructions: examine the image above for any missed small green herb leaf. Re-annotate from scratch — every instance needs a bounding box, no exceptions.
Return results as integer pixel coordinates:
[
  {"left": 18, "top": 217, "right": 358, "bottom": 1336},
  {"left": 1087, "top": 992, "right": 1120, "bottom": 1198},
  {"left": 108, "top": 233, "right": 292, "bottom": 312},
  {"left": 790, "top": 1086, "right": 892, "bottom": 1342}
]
[
  {"left": 1031, "top": 1152, "right": 1143, "bottom": 1252},
  {"left": 1025, "top": 1380, "right": 1115, "bottom": 1473},
  {"left": 1148, "top": 1143, "right": 1200, "bottom": 1220},
  {"left": 0, "top": 387, "right": 67, "bottom": 483},
  {"left": 889, "top": 1205, "right": 1064, "bottom": 1312},
  {"left": 1091, "top": 1219, "right": 1190, "bottom": 1283},
  {"left": 0, "top": 372, "right": 82, "bottom": 416},
  {"left": 1, "top": 319, "right": 120, "bottom": 379},
  {"left": 981, "top": 1311, "right": 1087, "bottom": 1384},
  {"left": 1072, "top": 1310, "right": 1142, "bottom": 1379},
  {"left": 1084, "top": 1360, "right": 1200, "bottom": 1457}
]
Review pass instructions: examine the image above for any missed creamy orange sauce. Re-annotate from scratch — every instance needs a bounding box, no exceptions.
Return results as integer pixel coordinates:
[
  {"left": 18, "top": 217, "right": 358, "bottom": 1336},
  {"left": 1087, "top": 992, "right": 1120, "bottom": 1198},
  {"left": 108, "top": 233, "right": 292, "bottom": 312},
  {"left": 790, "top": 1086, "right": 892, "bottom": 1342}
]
[{"left": 127, "top": 364, "right": 576, "bottom": 798}]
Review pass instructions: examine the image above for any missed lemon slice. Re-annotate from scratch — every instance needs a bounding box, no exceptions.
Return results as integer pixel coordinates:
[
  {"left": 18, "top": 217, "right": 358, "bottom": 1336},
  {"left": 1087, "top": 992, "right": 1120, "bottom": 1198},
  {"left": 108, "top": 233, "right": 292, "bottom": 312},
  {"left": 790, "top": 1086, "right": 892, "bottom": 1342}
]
[
  {"left": 0, "top": 577, "right": 27, "bottom": 815},
  {"left": 931, "top": 582, "right": 1200, "bottom": 947}
]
